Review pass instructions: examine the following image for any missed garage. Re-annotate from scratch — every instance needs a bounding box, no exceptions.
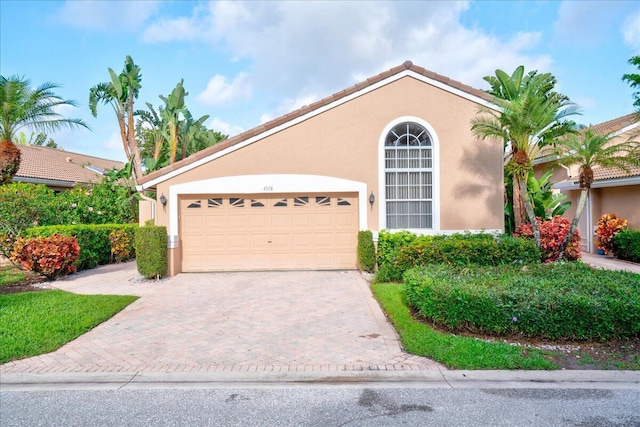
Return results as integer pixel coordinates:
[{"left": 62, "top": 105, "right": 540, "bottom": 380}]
[{"left": 180, "top": 192, "right": 358, "bottom": 271}]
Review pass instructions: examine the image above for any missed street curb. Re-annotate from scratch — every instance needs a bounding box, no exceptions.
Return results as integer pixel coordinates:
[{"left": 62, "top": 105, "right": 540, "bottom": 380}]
[{"left": 2, "top": 370, "right": 639, "bottom": 391}]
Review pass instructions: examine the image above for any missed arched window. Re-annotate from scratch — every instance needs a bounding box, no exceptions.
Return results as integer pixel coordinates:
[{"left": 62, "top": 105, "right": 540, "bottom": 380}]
[{"left": 384, "top": 122, "right": 433, "bottom": 229}]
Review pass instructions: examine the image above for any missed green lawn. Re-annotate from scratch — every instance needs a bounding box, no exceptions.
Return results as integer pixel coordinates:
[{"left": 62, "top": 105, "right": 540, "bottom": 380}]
[
  {"left": 371, "top": 282, "right": 557, "bottom": 370},
  {"left": 0, "top": 290, "right": 137, "bottom": 364},
  {"left": 0, "top": 265, "right": 27, "bottom": 286}
]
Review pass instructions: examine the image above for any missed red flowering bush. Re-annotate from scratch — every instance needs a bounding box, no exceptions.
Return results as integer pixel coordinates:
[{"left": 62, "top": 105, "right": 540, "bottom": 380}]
[
  {"left": 595, "top": 213, "right": 627, "bottom": 254},
  {"left": 11, "top": 234, "right": 80, "bottom": 280},
  {"left": 514, "top": 216, "right": 581, "bottom": 262}
]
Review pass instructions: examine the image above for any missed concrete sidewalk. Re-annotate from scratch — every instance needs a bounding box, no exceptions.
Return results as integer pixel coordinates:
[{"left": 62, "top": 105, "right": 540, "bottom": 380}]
[
  {"left": 581, "top": 252, "right": 640, "bottom": 274},
  {"left": 2, "top": 369, "right": 639, "bottom": 391}
]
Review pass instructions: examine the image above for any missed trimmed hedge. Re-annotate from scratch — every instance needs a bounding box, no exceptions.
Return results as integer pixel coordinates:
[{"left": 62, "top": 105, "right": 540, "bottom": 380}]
[
  {"left": 612, "top": 229, "right": 640, "bottom": 263},
  {"left": 23, "top": 224, "right": 137, "bottom": 271},
  {"left": 405, "top": 262, "right": 640, "bottom": 341},
  {"left": 376, "top": 230, "right": 540, "bottom": 282},
  {"left": 135, "top": 226, "right": 167, "bottom": 279},
  {"left": 357, "top": 231, "right": 376, "bottom": 273}
]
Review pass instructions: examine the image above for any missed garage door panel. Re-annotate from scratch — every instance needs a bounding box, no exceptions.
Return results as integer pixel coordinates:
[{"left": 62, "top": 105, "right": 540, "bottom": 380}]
[{"left": 181, "top": 193, "right": 358, "bottom": 271}]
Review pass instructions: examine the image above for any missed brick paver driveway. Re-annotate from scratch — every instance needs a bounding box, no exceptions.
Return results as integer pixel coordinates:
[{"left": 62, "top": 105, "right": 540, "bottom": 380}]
[{"left": 1, "top": 263, "right": 442, "bottom": 374}]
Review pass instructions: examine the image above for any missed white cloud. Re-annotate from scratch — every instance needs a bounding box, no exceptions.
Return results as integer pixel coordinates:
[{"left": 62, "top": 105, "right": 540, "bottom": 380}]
[
  {"left": 623, "top": 10, "right": 640, "bottom": 50},
  {"left": 259, "top": 94, "right": 319, "bottom": 124},
  {"left": 56, "top": 0, "right": 160, "bottom": 32},
  {"left": 143, "top": 1, "right": 555, "bottom": 118},
  {"left": 197, "top": 73, "right": 252, "bottom": 106},
  {"left": 208, "top": 117, "right": 244, "bottom": 137},
  {"left": 141, "top": 3, "right": 212, "bottom": 43}
]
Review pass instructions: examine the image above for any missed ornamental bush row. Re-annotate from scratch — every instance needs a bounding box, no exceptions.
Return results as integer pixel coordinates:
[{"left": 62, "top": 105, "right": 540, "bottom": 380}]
[
  {"left": 23, "top": 224, "right": 137, "bottom": 271},
  {"left": 375, "top": 230, "right": 540, "bottom": 282},
  {"left": 404, "top": 262, "right": 640, "bottom": 341}
]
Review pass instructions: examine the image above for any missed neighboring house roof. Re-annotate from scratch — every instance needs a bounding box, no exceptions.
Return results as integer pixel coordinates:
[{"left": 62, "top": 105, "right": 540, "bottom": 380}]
[
  {"left": 551, "top": 113, "right": 640, "bottom": 190},
  {"left": 14, "top": 145, "right": 125, "bottom": 188},
  {"left": 138, "top": 60, "right": 498, "bottom": 190}
]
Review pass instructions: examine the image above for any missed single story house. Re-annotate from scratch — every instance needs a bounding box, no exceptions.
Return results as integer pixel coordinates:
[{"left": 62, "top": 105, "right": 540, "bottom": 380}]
[
  {"left": 14, "top": 145, "right": 124, "bottom": 190},
  {"left": 137, "top": 61, "right": 504, "bottom": 275},
  {"left": 535, "top": 113, "right": 640, "bottom": 253}
]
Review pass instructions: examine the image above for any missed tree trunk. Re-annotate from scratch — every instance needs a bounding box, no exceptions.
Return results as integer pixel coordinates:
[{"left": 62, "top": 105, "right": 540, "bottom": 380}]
[
  {"left": 126, "top": 95, "right": 143, "bottom": 182},
  {"left": 557, "top": 188, "right": 588, "bottom": 261},
  {"left": 519, "top": 175, "right": 541, "bottom": 247},
  {"left": 0, "top": 140, "right": 21, "bottom": 185},
  {"left": 512, "top": 172, "right": 526, "bottom": 229}
]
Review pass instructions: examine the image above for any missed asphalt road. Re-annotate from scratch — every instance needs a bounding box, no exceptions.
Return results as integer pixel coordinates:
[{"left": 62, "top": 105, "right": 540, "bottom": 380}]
[{"left": 2, "top": 385, "right": 639, "bottom": 426}]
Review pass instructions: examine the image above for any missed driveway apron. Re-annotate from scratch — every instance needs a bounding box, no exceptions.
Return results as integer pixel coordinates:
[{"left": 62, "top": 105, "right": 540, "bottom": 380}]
[{"left": 1, "top": 263, "right": 442, "bottom": 374}]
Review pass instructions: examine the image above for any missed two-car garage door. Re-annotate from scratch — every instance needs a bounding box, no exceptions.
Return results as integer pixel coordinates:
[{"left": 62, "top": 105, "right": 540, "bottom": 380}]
[{"left": 180, "top": 193, "right": 358, "bottom": 271}]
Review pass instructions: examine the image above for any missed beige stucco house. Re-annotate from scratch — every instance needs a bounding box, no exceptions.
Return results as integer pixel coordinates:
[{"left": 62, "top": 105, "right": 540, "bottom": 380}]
[
  {"left": 137, "top": 61, "right": 504, "bottom": 275},
  {"left": 535, "top": 113, "right": 640, "bottom": 253}
]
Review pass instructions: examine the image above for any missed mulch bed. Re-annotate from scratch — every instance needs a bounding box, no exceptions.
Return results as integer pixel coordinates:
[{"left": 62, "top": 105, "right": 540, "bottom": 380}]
[{"left": 0, "top": 271, "right": 50, "bottom": 295}]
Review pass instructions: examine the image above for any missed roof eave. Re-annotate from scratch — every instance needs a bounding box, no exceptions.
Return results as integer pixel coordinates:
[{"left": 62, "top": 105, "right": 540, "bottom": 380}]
[
  {"left": 553, "top": 176, "right": 640, "bottom": 190},
  {"left": 138, "top": 66, "right": 498, "bottom": 190}
]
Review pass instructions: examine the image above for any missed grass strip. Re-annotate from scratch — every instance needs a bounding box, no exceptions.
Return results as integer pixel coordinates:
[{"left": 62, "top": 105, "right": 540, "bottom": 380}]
[
  {"left": 371, "top": 282, "right": 557, "bottom": 370},
  {"left": 0, "top": 290, "right": 137, "bottom": 363},
  {"left": 0, "top": 266, "right": 26, "bottom": 286}
]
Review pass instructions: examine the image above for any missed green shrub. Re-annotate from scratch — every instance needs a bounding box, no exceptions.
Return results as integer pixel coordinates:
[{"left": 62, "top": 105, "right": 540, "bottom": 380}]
[
  {"left": 375, "top": 230, "right": 540, "bottom": 282},
  {"left": 24, "top": 224, "right": 137, "bottom": 271},
  {"left": 405, "top": 262, "right": 640, "bottom": 341},
  {"left": 612, "top": 229, "right": 640, "bottom": 263},
  {"left": 357, "top": 230, "right": 376, "bottom": 273},
  {"left": 11, "top": 234, "right": 80, "bottom": 280},
  {"left": 135, "top": 226, "right": 167, "bottom": 279}
]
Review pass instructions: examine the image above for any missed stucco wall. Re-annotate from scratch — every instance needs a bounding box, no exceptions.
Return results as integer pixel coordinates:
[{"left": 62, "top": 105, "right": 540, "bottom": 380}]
[{"left": 154, "top": 76, "right": 503, "bottom": 236}]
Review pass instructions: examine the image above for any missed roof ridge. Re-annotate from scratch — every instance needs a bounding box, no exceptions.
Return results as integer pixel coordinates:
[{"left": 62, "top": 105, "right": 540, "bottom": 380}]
[
  {"left": 21, "top": 144, "right": 124, "bottom": 164},
  {"left": 138, "top": 61, "right": 496, "bottom": 186}
]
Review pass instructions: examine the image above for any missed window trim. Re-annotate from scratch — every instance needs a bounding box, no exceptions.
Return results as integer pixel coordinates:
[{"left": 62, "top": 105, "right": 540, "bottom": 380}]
[{"left": 378, "top": 116, "right": 440, "bottom": 233}]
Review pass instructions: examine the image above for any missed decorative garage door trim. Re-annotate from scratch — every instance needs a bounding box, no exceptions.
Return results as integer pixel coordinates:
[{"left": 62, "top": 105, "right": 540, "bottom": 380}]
[{"left": 167, "top": 174, "right": 368, "bottom": 244}]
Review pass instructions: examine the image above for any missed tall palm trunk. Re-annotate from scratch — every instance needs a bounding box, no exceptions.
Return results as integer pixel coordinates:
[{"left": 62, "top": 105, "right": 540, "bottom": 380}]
[
  {"left": 511, "top": 171, "right": 526, "bottom": 228},
  {"left": 518, "top": 175, "right": 541, "bottom": 245},
  {"left": 0, "top": 139, "right": 21, "bottom": 184},
  {"left": 556, "top": 188, "right": 588, "bottom": 261}
]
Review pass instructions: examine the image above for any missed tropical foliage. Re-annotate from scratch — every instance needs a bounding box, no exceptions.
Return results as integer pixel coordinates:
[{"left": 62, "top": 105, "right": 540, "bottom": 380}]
[
  {"left": 89, "top": 56, "right": 144, "bottom": 180},
  {"left": 595, "top": 213, "right": 628, "bottom": 254},
  {"left": 472, "top": 66, "right": 580, "bottom": 247},
  {"left": 0, "top": 75, "right": 87, "bottom": 183},
  {"left": 622, "top": 55, "right": 640, "bottom": 112},
  {"left": 136, "top": 81, "right": 226, "bottom": 172}
]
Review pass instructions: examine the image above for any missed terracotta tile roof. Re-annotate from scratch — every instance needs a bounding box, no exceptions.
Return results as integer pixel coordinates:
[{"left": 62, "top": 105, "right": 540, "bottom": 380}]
[
  {"left": 586, "top": 113, "right": 639, "bottom": 135},
  {"left": 590, "top": 164, "right": 640, "bottom": 182},
  {"left": 15, "top": 145, "right": 124, "bottom": 186},
  {"left": 138, "top": 60, "right": 497, "bottom": 187}
]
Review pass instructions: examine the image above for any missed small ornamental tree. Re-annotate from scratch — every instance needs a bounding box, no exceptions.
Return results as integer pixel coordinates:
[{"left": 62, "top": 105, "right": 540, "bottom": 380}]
[
  {"left": 11, "top": 234, "right": 80, "bottom": 280},
  {"left": 595, "top": 213, "right": 627, "bottom": 254},
  {"left": 514, "top": 216, "right": 580, "bottom": 262}
]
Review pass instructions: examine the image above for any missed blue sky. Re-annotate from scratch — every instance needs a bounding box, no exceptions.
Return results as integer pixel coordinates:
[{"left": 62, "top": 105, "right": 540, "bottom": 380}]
[{"left": 1, "top": 0, "right": 639, "bottom": 162}]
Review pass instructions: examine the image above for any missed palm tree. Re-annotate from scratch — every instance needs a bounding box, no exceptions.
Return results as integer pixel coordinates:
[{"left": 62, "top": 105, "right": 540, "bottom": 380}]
[
  {"left": 555, "top": 129, "right": 640, "bottom": 260},
  {"left": 480, "top": 67, "right": 577, "bottom": 230},
  {"left": 472, "top": 71, "right": 580, "bottom": 246},
  {"left": 89, "top": 56, "right": 144, "bottom": 181},
  {"left": 0, "top": 75, "right": 88, "bottom": 184}
]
